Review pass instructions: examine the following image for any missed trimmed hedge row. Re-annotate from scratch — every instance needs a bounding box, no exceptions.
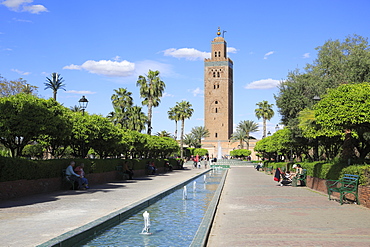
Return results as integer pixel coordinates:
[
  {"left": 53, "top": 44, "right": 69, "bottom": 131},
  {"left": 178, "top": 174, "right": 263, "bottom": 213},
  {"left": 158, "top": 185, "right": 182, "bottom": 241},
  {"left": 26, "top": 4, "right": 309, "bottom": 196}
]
[
  {"left": 263, "top": 160, "right": 370, "bottom": 186},
  {"left": 0, "top": 157, "right": 181, "bottom": 182}
]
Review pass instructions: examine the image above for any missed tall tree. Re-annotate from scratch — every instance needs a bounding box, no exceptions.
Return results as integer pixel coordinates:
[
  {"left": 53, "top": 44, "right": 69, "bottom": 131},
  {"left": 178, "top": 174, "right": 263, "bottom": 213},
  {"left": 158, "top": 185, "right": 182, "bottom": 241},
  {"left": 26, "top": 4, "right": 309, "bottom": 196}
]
[
  {"left": 168, "top": 105, "right": 181, "bottom": 140},
  {"left": 44, "top": 73, "right": 66, "bottom": 101},
  {"left": 230, "top": 128, "right": 247, "bottom": 149},
  {"left": 0, "top": 75, "right": 38, "bottom": 97},
  {"left": 236, "top": 120, "right": 259, "bottom": 149},
  {"left": 255, "top": 101, "right": 274, "bottom": 139},
  {"left": 190, "top": 126, "right": 210, "bottom": 148},
  {"left": 125, "top": 106, "right": 148, "bottom": 132},
  {"left": 110, "top": 88, "right": 134, "bottom": 127},
  {"left": 155, "top": 130, "right": 172, "bottom": 138},
  {"left": 136, "top": 70, "right": 165, "bottom": 135},
  {"left": 175, "top": 101, "right": 194, "bottom": 158}
]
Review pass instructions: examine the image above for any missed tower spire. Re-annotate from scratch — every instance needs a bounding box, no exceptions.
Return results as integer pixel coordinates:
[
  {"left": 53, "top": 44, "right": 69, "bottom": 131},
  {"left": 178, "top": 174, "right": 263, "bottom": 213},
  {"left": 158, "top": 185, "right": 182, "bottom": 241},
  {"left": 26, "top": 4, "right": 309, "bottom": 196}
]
[{"left": 217, "top": 27, "right": 221, "bottom": 36}]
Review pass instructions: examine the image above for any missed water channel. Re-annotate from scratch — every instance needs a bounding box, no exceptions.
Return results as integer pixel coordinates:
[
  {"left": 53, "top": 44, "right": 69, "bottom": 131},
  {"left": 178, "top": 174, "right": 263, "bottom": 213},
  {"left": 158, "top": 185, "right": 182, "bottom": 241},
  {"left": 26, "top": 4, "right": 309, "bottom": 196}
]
[{"left": 79, "top": 169, "right": 226, "bottom": 247}]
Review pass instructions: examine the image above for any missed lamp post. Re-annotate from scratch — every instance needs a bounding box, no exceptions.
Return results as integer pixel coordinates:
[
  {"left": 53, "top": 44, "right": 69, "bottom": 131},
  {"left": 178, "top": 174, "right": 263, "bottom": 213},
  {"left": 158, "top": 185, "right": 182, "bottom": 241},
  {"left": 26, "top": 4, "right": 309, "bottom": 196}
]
[
  {"left": 79, "top": 95, "right": 89, "bottom": 115},
  {"left": 78, "top": 96, "right": 88, "bottom": 158}
]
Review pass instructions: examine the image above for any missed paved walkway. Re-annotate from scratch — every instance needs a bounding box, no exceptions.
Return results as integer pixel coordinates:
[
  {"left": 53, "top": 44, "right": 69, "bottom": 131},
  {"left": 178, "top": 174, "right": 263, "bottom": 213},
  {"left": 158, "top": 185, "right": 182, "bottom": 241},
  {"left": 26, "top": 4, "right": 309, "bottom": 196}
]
[
  {"left": 1, "top": 164, "right": 369, "bottom": 246},
  {"left": 0, "top": 164, "right": 206, "bottom": 246},
  {"left": 207, "top": 166, "right": 370, "bottom": 247}
]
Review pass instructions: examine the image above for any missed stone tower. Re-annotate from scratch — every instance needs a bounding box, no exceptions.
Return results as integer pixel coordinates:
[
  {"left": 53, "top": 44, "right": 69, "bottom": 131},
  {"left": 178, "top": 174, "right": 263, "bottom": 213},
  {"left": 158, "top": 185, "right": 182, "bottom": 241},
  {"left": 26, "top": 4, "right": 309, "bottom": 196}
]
[{"left": 202, "top": 28, "right": 233, "bottom": 158}]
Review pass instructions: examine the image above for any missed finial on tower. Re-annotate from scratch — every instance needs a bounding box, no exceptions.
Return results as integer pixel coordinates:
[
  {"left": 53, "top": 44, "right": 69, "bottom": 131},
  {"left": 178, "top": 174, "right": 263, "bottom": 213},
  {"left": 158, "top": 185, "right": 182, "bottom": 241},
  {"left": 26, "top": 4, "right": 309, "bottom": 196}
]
[{"left": 217, "top": 27, "right": 221, "bottom": 36}]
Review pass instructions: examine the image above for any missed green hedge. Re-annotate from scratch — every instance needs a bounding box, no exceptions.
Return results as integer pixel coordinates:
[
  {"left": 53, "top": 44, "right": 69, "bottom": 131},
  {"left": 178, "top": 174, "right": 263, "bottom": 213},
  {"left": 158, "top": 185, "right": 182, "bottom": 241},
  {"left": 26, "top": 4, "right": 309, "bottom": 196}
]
[
  {"left": 0, "top": 157, "right": 178, "bottom": 182},
  {"left": 263, "top": 159, "right": 370, "bottom": 186}
]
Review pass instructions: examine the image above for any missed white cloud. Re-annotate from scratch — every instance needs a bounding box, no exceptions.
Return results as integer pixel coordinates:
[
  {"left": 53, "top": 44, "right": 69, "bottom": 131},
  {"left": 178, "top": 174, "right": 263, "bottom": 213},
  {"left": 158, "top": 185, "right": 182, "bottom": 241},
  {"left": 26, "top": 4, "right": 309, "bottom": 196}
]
[
  {"left": 65, "top": 90, "right": 96, "bottom": 95},
  {"left": 163, "top": 48, "right": 210, "bottom": 60},
  {"left": 11, "top": 68, "right": 30, "bottom": 75},
  {"left": 63, "top": 64, "right": 81, "bottom": 70},
  {"left": 264, "top": 51, "right": 275, "bottom": 59},
  {"left": 303, "top": 53, "right": 310, "bottom": 58},
  {"left": 227, "top": 47, "right": 237, "bottom": 53},
  {"left": 22, "top": 4, "right": 47, "bottom": 14},
  {"left": 189, "top": 87, "right": 204, "bottom": 97},
  {"left": 64, "top": 59, "right": 135, "bottom": 77},
  {"left": 163, "top": 92, "right": 174, "bottom": 97},
  {"left": 244, "top": 78, "right": 280, "bottom": 89},
  {"left": 2, "top": 0, "right": 48, "bottom": 14}
]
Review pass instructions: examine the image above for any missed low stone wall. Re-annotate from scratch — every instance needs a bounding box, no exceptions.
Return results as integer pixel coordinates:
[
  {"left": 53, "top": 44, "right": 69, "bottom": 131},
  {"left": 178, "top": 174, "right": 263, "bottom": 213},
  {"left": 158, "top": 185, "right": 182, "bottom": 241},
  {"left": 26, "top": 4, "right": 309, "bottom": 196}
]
[
  {"left": 306, "top": 176, "right": 370, "bottom": 208},
  {"left": 0, "top": 167, "right": 168, "bottom": 201}
]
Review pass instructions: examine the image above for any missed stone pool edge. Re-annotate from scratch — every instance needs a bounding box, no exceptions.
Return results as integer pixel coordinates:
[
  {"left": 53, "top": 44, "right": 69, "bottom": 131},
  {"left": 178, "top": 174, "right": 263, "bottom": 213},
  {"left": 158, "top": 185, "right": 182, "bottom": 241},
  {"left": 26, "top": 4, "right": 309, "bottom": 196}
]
[
  {"left": 37, "top": 169, "right": 214, "bottom": 247},
  {"left": 190, "top": 168, "right": 228, "bottom": 247}
]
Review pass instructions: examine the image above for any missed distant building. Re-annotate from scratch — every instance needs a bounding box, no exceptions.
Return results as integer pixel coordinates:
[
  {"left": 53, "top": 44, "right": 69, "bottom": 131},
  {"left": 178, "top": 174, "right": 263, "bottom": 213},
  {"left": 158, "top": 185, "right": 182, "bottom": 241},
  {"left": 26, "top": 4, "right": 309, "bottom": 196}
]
[{"left": 202, "top": 28, "right": 258, "bottom": 160}]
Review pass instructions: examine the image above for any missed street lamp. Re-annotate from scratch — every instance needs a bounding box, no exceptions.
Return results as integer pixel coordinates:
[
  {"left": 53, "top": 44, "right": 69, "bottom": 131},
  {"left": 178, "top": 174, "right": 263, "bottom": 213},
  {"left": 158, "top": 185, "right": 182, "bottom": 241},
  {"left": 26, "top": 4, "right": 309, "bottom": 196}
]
[
  {"left": 78, "top": 96, "right": 88, "bottom": 158},
  {"left": 78, "top": 95, "right": 89, "bottom": 115}
]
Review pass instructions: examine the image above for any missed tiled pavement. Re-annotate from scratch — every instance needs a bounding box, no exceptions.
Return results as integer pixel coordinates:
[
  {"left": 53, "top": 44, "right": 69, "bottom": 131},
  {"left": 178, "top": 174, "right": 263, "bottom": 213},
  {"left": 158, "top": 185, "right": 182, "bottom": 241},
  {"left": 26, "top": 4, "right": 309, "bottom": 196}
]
[{"left": 207, "top": 166, "right": 370, "bottom": 247}]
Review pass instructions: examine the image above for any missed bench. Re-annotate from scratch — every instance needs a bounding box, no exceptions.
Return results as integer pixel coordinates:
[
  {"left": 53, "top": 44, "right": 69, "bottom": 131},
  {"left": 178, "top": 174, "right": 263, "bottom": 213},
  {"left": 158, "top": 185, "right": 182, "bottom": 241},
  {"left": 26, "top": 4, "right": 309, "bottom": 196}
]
[
  {"left": 62, "top": 169, "right": 76, "bottom": 190},
  {"left": 292, "top": 169, "right": 307, "bottom": 187},
  {"left": 116, "top": 166, "right": 132, "bottom": 180},
  {"left": 326, "top": 174, "right": 360, "bottom": 205},
  {"left": 265, "top": 166, "right": 273, "bottom": 174}
]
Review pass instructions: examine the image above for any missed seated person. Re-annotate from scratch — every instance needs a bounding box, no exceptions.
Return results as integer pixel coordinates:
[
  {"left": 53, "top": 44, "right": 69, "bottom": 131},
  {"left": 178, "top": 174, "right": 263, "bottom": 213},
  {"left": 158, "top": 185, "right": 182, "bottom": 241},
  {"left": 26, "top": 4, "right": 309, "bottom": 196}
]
[
  {"left": 74, "top": 163, "right": 89, "bottom": 189},
  {"left": 66, "top": 161, "right": 83, "bottom": 189},
  {"left": 123, "top": 162, "right": 134, "bottom": 179}
]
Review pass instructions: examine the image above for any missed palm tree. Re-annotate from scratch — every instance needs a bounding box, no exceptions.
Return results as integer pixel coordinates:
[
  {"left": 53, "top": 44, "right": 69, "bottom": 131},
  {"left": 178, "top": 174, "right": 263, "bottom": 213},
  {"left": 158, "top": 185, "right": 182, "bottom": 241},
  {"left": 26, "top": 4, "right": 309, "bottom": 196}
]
[
  {"left": 230, "top": 128, "right": 247, "bottom": 149},
  {"left": 175, "top": 101, "right": 194, "bottom": 158},
  {"left": 168, "top": 105, "right": 181, "bottom": 140},
  {"left": 190, "top": 126, "right": 210, "bottom": 148},
  {"left": 237, "top": 120, "right": 259, "bottom": 149},
  {"left": 125, "top": 105, "right": 148, "bottom": 132},
  {"left": 255, "top": 100, "right": 274, "bottom": 138},
  {"left": 111, "top": 88, "right": 133, "bottom": 111},
  {"left": 155, "top": 130, "right": 172, "bottom": 138},
  {"left": 136, "top": 70, "right": 166, "bottom": 135},
  {"left": 184, "top": 133, "right": 198, "bottom": 148},
  {"left": 70, "top": 105, "right": 82, "bottom": 112},
  {"left": 21, "top": 84, "right": 37, "bottom": 95},
  {"left": 44, "top": 73, "right": 66, "bottom": 101}
]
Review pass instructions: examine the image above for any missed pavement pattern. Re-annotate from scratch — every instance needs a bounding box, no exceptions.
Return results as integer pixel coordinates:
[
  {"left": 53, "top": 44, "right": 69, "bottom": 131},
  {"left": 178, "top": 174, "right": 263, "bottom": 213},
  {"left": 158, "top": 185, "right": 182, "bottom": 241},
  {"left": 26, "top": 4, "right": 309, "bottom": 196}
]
[{"left": 207, "top": 166, "right": 370, "bottom": 247}]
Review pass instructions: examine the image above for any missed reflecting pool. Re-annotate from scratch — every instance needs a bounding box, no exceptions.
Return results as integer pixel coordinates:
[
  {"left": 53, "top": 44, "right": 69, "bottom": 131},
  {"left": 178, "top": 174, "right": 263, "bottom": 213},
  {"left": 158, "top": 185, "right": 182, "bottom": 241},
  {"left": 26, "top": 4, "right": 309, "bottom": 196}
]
[{"left": 80, "top": 169, "right": 225, "bottom": 247}]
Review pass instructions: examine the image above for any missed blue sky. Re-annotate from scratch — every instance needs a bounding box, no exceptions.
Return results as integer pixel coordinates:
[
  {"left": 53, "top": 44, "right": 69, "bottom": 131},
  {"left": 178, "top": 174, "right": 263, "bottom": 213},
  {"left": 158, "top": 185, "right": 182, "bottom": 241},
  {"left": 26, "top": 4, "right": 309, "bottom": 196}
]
[{"left": 1, "top": 0, "right": 370, "bottom": 139}]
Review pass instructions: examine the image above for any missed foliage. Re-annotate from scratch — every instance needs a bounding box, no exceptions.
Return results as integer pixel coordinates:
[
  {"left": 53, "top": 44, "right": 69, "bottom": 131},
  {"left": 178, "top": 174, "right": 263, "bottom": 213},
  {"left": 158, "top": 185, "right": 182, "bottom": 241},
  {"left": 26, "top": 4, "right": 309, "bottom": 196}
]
[
  {"left": 314, "top": 82, "right": 370, "bottom": 159},
  {"left": 192, "top": 148, "right": 208, "bottom": 156},
  {"left": 231, "top": 120, "right": 258, "bottom": 149},
  {"left": 174, "top": 101, "right": 194, "bottom": 158},
  {"left": 137, "top": 70, "right": 165, "bottom": 135},
  {"left": 0, "top": 75, "right": 38, "bottom": 97},
  {"left": 255, "top": 100, "right": 274, "bottom": 138},
  {"left": 44, "top": 73, "right": 66, "bottom": 101},
  {"left": 230, "top": 149, "right": 251, "bottom": 158},
  {"left": 0, "top": 94, "right": 65, "bottom": 157},
  {"left": 22, "top": 144, "right": 44, "bottom": 159},
  {"left": 190, "top": 126, "right": 209, "bottom": 148}
]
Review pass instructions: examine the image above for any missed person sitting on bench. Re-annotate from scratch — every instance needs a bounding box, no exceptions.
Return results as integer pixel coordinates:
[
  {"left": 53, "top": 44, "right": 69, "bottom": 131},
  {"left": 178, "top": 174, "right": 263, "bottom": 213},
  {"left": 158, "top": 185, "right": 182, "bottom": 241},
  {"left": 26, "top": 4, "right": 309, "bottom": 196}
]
[
  {"left": 66, "top": 161, "right": 83, "bottom": 190},
  {"left": 74, "top": 163, "right": 89, "bottom": 189}
]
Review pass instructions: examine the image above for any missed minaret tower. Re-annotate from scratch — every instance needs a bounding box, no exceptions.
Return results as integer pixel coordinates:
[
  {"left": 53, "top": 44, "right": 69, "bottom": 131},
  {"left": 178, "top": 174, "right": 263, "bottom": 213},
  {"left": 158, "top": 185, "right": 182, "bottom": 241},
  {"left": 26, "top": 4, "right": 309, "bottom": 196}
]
[{"left": 202, "top": 28, "right": 233, "bottom": 157}]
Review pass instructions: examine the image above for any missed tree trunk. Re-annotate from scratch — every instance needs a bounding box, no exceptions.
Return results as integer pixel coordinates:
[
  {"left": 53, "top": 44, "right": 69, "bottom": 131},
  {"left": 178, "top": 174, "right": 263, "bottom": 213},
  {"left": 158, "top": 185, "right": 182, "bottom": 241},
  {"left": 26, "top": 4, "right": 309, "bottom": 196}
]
[
  {"left": 263, "top": 118, "right": 267, "bottom": 138},
  {"left": 341, "top": 129, "right": 355, "bottom": 162},
  {"left": 174, "top": 120, "right": 178, "bottom": 140},
  {"left": 147, "top": 101, "right": 153, "bottom": 135},
  {"left": 180, "top": 119, "right": 185, "bottom": 158}
]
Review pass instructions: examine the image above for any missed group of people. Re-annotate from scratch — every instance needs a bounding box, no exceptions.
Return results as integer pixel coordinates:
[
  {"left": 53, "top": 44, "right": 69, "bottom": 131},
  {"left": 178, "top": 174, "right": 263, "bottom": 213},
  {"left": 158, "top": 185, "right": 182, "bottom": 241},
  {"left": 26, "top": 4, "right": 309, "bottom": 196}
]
[
  {"left": 193, "top": 155, "right": 209, "bottom": 169},
  {"left": 277, "top": 164, "right": 303, "bottom": 186},
  {"left": 65, "top": 161, "right": 89, "bottom": 190}
]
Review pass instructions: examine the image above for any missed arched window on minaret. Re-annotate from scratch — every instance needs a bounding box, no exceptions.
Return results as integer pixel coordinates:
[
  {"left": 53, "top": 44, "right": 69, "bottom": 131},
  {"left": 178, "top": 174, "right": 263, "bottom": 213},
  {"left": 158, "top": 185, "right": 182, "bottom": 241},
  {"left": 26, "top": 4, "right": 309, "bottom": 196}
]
[
  {"left": 215, "top": 101, "right": 218, "bottom": 104},
  {"left": 215, "top": 108, "right": 218, "bottom": 113},
  {"left": 213, "top": 72, "right": 216, "bottom": 77},
  {"left": 218, "top": 51, "right": 221, "bottom": 57},
  {"left": 215, "top": 51, "right": 217, "bottom": 57},
  {"left": 217, "top": 72, "right": 220, "bottom": 77},
  {"left": 215, "top": 133, "right": 218, "bottom": 138}
]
